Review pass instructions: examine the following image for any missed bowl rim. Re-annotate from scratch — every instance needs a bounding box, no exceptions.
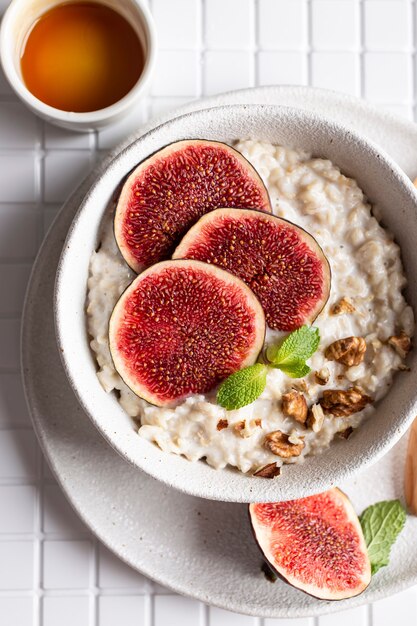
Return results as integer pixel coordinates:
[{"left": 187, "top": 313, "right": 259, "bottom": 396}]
[{"left": 54, "top": 102, "right": 417, "bottom": 502}]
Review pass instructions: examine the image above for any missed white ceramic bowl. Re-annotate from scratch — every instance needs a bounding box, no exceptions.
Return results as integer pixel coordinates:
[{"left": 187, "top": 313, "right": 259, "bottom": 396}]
[
  {"left": 55, "top": 104, "right": 417, "bottom": 502},
  {"left": 0, "top": 0, "right": 157, "bottom": 131}
]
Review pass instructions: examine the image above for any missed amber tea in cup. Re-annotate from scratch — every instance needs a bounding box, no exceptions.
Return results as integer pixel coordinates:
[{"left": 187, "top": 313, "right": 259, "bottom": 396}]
[{"left": 20, "top": 1, "right": 145, "bottom": 112}]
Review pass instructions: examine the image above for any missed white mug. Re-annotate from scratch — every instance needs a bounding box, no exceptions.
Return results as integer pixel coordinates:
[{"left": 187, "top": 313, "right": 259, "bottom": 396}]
[{"left": 0, "top": 0, "right": 157, "bottom": 131}]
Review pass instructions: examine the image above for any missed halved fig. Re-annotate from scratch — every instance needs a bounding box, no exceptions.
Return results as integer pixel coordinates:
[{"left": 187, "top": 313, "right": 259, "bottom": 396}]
[
  {"left": 109, "top": 259, "right": 266, "bottom": 407},
  {"left": 249, "top": 488, "right": 371, "bottom": 601},
  {"left": 173, "top": 208, "right": 331, "bottom": 331},
  {"left": 114, "top": 140, "right": 271, "bottom": 272}
]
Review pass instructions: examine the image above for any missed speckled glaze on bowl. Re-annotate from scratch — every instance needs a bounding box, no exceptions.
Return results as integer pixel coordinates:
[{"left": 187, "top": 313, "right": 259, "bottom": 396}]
[{"left": 54, "top": 103, "right": 417, "bottom": 503}]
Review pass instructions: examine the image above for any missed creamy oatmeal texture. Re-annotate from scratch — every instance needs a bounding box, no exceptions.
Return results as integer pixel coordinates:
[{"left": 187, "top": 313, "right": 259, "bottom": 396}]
[{"left": 87, "top": 140, "right": 414, "bottom": 474}]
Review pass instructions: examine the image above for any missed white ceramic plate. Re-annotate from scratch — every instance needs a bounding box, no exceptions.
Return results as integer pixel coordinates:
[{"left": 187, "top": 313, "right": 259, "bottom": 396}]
[{"left": 22, "top": 86, "right": 417, "bottom": 618}]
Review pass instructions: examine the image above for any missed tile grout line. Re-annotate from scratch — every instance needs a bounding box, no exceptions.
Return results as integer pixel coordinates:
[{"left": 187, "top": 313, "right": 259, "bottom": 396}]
[
  {"left": 92, "top": 537, "right": 100, "bottom": 626},
  {"left": 37, "top": 120, "right": 46, "bottom": 248},
  {"left": 367, "top": 601, "right": 373, "bottom": 626},
  {"left": 200, "top": 0, "right": 206, "bottom": 98},
  {"left": 250, "top": 0, "right": 256, "bottom": 88},
  {"left": 0, "top": 588, "right": 163, "bottom": 598},
  {"left": 412, "top": 0, "right": 417, "bottom": 122},
  {"left": 359, "top": 0, "right": 366, "bottom": 101},
  {"left": 253, "top": 0, "right": 259, "bottom": 88},
  {"left": 200, "top": 601, "right": 209, "bottom": 626},
  {"left": 306, "top": 0, "right": 313, "bottom": 87},
  {"left": 33, "top": 455, "right": 42, "bottom": 626},
  {"left": 145, "top": 591, "right": 155, "bottom": 626}
]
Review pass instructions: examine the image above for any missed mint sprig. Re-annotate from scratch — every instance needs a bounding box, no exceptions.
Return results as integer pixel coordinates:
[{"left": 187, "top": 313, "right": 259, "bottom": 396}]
[
  {"left": 217, "top": 363, "right": 267, "bottom": 410},
  {"left": 217, "top": 326, "right": 320, "bottom": 410},
  {"left": 266, "top": 325, "right": 320, "bottom": 378},
  {"left": 359, "top": 500, "right": 406, "bottom": 575}
]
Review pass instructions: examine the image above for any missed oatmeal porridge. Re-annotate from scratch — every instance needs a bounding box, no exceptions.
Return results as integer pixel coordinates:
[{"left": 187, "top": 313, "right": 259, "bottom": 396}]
[{"left": 87, "top": 140, "right": 414, "bottom": 474}]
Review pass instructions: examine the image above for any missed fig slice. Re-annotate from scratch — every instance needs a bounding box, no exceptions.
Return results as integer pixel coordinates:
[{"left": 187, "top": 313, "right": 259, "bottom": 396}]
[
  {"left": 249, "top": 488, "right": 371, "bottom": 601},
  {"left": 109, "top": 259, "right": 266, "bottom": 407},
  {"left": 173, "top": 208, "right": 331, "bottom": 331},
  {"left": 114, "top": 140, "right": 271, "bottom": 272}
]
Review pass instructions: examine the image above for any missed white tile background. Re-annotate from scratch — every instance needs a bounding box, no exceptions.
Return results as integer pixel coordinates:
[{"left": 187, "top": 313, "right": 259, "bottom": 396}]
[{"left": 1, "top": 0, "right": 417, "bottom": 624}]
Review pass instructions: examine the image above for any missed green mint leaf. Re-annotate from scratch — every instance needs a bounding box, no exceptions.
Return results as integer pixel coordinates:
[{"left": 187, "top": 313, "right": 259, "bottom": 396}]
[
  {"left": 267, "top": 326, "right": 320, "bottom": 366},
  {"left": 276, "top": 359, "right": 311, "bottom": 379},
  {"left": 359, "top": 500, "right": 406, "bottom": 575},
  {"left": 217, "top": 363, "right": 268, "bottom": 410}
]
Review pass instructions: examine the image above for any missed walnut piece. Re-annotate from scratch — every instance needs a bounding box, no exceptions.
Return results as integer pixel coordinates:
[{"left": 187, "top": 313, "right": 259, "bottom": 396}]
[
  {"left": 264, "top": 430, "right": 305, "bottom": 458},
  {"left": 281, "top": 390, "right": 308, "bottom": 424},
  {"left": 320, "top": 387, "right": 372, "bottom": 417},
  {"left": 233, "top": 420, "right": 250, "bottom": 437},
  {"left": 307, "top": 403, "right": 325, "bottom": 432},
  {"left": 216, "top": 419, "right": 228, "bottom": 431},
  {"left": 314, "top": 367, "right": 330, "bottom": 386},
  {"left": 288, "top": 430, "right": 304, "bottom": 445},
  {"left": 388, "top": 331, "right": 411, "bottom": 359},
  {"left": 331, "top": 297, "right": 356, "bottom": 315},
  {"left": 398, "top": 363, "right": 411, "bottom": 372},
  {"left": 252, "top": 418, "right": 262, "bottom": 428},
  {"left": 293, "top": 379, "right": 308, "bottom": 393},
  {"left": 253, "top": 462, "right": 281, "bottom": 478},
  {"left": 325, "top": 336, "right": 366, "bottom": 367}
]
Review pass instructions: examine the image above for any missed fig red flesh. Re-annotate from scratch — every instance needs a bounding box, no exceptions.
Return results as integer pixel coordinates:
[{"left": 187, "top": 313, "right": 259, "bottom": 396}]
[
  {"left": 173, "top": 208, "right": 331, "bottom": 331},
  {"left": 109, "top": 260, "right": 266, "bottom": 407},
  {"left": 249, "top": 488, "right": 371, "bottom": 601},
  {"left": 114, "top": 140, "right": 271, "bottom": 272}
]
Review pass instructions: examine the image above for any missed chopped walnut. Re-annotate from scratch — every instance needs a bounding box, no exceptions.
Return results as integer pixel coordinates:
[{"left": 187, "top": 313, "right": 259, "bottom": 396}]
[
  {"left": 252, "top": 418, "right": 262, "bottom": 428},
  {"left": 314, "top": 367, "right": 330, "bottom": 386},
  {"left": 325, "top": 336, "right": 366, "bottom": 367},
  {"left": 331, "top": 297, "right": 356, "bottom": 315},
  {"left": 253, "top": 462, "right": 281, "bottom": 478},
  {"left": 264, "top": 430, "right": 305, "bottom": 458},
  {"left": 370, "top": 336, "right": 383, "bottom": 351},
  {"left": 288, "top": 430, "right": 304, "bottom": 445},
  {"left": 388, "top": 331, "right": 411, "bottom": 359},
  {"left": 233, "top": 420, "right": 249, "bottom": 437},
  {"left": 307, "top": 403, "right": 325, "bottom": 433},
  {"left": 281, "top": 390, "right": 308, "bottom": 424},
  {"left": 398, "top": 363, "right": 411, "bottom": 372},
  {"left": 338, "top": 426, "right": 355, "bottom": 439},
  {"left": 216, "top": 419, "right": 228, "bottom": 431},
  {"left": 293, "top": 379, "right": 308, "bottom": 393},
  {"left": 320, "top": 387, "right": 372, "bottom": 417}
]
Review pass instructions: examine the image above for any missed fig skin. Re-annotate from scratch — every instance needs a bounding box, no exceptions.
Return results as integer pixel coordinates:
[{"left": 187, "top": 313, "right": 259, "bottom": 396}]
[
  {"left": 114, "top": 139, "right": 272, "bottom": 273},
  {"left": 173, "top": 207, "right": 331, "bottom": 331},
  {"left": 109, "top": 259, "right": 266, "bottom": 407},
  {"left": 249, "top": 488, "right": 371, "bottom": 601}
]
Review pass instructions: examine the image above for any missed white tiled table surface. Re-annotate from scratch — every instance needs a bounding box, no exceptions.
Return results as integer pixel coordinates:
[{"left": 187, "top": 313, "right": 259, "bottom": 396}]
[{"left": 1, "top": 0, "right": 417, "bottom": 624}]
